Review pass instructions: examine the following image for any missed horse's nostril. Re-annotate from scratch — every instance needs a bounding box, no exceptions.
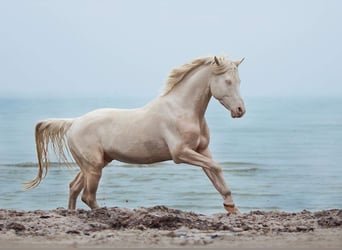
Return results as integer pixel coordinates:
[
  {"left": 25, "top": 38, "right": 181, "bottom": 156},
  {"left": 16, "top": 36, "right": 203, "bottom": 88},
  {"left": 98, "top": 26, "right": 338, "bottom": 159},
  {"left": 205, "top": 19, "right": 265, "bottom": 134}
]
[{"left": 237, "top": 107, "right": 242, "bottom": 113}]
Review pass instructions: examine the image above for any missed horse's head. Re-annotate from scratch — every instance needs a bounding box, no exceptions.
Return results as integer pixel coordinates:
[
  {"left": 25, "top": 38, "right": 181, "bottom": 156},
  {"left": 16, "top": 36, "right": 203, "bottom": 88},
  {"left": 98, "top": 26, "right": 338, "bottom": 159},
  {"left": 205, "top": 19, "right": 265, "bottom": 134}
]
[{"left": 210, "top": 56, "right": 246, "bottom": 118}]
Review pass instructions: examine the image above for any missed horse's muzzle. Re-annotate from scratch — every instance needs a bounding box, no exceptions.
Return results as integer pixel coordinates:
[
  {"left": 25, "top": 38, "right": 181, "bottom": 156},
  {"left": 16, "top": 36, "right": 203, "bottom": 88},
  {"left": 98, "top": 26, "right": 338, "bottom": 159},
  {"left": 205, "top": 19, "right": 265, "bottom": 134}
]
[{"left": 231, "top": 106, "right": 245, "bottom": 118}]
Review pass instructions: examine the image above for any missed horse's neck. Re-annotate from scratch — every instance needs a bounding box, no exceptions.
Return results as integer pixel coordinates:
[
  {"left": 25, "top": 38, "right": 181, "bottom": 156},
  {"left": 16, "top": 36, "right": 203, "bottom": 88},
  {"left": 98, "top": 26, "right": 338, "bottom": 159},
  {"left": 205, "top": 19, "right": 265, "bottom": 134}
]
[{"left": 163, "top": 66, "right": 212, "bottom": 119}]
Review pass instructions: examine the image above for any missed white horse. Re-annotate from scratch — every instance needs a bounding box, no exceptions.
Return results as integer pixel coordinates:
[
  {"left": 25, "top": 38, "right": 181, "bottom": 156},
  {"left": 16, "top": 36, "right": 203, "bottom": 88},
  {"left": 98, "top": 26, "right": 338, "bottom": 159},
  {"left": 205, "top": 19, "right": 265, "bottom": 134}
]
[{"left": 26, "top": 55, "right": 246, "bottom": 213}]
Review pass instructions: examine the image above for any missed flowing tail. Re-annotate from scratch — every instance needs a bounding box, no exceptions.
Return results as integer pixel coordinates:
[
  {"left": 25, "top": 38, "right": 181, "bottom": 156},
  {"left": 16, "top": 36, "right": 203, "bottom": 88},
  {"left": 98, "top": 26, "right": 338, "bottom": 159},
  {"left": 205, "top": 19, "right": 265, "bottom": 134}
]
[{"left": 25, "top": 118, "right": 73, "bottom": 190}]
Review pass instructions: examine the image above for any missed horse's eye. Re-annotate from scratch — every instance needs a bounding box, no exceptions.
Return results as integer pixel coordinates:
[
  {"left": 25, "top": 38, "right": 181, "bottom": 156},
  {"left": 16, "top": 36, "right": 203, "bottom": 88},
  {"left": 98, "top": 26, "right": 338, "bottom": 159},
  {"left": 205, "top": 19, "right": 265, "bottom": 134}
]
[{"left": 225, "top": 80, "right": 232, "bottom": 85}]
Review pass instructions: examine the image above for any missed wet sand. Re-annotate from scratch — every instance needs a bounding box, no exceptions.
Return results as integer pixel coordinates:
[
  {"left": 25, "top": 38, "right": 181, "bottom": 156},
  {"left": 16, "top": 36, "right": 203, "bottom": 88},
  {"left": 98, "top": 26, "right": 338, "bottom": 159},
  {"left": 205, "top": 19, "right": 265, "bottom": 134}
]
[{"left": 0, "top": 206, "right": 341, "bottom": 248}]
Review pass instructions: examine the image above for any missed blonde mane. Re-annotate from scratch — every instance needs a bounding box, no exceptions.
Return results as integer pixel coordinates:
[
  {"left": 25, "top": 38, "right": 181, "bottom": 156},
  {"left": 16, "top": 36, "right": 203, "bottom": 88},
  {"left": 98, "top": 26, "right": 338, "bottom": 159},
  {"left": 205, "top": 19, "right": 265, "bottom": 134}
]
[{"left": 161, "top": 56, "right": 234, "bottom": 96}]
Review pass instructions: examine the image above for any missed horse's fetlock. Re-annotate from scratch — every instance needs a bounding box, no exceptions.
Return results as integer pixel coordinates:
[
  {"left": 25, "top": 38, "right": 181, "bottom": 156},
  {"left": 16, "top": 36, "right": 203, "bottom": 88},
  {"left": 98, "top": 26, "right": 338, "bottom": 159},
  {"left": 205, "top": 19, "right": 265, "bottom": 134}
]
[{"left": 224, "top": 190, "right": 232, "bottom": 197}]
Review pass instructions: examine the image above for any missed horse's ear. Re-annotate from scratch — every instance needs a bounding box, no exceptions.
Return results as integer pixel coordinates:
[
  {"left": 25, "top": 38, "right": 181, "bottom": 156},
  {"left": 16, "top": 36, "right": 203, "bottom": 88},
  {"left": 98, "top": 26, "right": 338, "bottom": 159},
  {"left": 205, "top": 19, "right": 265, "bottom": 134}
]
[
  {"left": 234, "top": 57, "right": 245, "bottom": 67},
  {"left": 214, "top": 56, "right": 220, "bottom": 66}
]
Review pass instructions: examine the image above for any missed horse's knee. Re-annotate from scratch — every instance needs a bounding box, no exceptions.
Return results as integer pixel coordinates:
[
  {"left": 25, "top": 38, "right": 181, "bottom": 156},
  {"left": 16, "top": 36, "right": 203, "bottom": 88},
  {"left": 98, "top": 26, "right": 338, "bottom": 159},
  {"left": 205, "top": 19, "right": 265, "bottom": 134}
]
[{"left": 212, "top": 165, "right": 222, "bottom": 173}]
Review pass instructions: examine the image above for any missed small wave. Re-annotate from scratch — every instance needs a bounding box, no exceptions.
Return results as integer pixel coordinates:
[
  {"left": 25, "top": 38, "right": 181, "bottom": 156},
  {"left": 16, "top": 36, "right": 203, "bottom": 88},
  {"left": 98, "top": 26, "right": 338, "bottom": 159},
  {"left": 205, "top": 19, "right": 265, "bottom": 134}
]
[
  {"left": 0, "top": 162, "right": 37, "bottom": 167},
  {"left": 220, "top": 161, "right": 259, "bottom": 166},
  {"left": 0, "top": 162, "right": 77, "bottom": 167},
  {"left": 219, "top": 161, "right": 265, "bottom": 173},
  {"left": 236, "top": 193, "right": 281, "bottom": 198},
  {"left": 224, "top": 167, "right": 260, "bottom": 173}
]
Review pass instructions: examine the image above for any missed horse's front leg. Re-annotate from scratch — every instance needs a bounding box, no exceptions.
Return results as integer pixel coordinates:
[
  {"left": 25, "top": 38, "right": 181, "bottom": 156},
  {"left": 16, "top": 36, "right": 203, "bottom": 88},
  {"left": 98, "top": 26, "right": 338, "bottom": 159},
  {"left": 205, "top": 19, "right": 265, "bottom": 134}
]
[
  {"left": 174, "top": 147, "right": 240, "bottom": 214},
  {"left": 199, "top": 148, "right": 241, "bottom": 214}
]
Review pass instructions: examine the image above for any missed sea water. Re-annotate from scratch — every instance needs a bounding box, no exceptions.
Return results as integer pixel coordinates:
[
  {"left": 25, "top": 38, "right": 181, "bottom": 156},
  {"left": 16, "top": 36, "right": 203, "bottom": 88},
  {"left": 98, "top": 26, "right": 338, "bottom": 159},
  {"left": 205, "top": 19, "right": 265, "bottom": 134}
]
[{"left": 0, "top": 96, "right": 341, "bottom": 214}]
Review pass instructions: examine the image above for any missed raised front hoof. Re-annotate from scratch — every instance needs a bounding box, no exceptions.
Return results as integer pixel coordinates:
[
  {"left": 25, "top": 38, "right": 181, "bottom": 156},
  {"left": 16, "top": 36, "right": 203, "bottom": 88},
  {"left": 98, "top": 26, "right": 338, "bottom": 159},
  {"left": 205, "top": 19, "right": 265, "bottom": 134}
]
[{"left": 223, "top": 203, "right": 241, "bottom": 215}]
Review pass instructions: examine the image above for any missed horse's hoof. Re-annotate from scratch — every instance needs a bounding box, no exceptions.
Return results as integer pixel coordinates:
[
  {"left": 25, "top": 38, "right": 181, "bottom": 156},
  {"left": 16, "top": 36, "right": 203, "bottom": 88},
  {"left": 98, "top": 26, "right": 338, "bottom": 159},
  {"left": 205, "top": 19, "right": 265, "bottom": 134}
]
[{"left": 223, "top": 203, "right": 241, "bottom": 214}]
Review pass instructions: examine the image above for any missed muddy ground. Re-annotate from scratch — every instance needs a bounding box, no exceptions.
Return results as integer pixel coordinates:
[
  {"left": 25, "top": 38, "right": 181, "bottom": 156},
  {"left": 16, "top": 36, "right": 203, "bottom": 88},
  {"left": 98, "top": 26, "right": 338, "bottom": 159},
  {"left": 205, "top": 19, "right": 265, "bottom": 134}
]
[{"left": 0, "top": 206, "right": 341, "bottom": 248}]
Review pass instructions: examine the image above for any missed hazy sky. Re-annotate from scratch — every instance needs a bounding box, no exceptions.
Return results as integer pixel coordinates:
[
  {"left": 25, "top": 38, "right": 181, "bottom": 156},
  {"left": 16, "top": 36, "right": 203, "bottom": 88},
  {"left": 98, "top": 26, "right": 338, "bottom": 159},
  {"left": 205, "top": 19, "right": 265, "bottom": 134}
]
[{"left": 0, "top": 0, "right": 341, "bottom": 98}]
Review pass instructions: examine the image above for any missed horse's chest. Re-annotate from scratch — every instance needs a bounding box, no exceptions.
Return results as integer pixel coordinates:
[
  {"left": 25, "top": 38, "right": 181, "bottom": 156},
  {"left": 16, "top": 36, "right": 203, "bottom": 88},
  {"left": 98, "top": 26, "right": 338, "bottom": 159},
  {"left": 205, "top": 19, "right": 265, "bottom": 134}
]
[{"left": 178, "top": 125, "right": 209, "bottom": 151}]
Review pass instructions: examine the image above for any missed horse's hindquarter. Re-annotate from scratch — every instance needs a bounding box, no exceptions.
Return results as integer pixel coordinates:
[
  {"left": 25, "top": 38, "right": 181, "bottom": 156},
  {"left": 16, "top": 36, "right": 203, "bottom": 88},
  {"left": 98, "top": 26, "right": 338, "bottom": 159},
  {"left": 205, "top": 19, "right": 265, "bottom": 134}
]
[{"left": 68, "top": 108, "right": 172, "bottom": 164}]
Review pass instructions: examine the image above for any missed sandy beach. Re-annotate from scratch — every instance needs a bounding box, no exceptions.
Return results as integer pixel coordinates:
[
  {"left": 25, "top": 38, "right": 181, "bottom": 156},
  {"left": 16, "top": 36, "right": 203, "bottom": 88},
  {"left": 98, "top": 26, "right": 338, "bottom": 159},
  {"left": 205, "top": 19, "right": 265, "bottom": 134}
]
[{"left": 0, "top": 206, "right": 341, "bottom": 248}]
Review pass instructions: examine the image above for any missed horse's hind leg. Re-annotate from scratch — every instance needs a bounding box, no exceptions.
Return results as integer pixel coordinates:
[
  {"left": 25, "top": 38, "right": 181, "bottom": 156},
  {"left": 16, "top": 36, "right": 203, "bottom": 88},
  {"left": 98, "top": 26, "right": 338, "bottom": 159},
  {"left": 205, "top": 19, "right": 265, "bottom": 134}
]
[
  {"left": 68, "top": 171, "right": 84, "bottom": 210},
  {"left": 68, "top": 144, "right": 106, "bottom": 210},
  {"left": 81, "top": 168, "right": 103, "bottom": 209}
]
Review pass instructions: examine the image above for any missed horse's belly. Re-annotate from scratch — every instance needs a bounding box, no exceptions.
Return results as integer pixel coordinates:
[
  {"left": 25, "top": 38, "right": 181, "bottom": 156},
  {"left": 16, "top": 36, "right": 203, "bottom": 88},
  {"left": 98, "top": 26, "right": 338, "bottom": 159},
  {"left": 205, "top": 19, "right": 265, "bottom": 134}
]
[{"left": 105, "top": 139, "right": 172, "bottom": 164}]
